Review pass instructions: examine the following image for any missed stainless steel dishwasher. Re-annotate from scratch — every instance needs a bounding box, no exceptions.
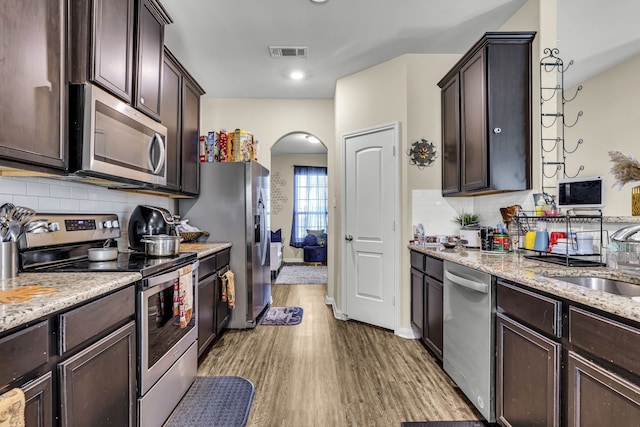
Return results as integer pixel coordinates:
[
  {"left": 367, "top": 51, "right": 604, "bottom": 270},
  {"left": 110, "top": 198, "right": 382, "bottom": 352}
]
[{"left": 443, "top": 260, "right": 495, "bottom": 422}]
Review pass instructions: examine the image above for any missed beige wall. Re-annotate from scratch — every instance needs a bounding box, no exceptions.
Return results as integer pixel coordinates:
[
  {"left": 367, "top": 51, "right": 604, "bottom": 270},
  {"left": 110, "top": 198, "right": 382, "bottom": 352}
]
[
  {"left": 270, "top": 153, "right": 328, "bottom": 263},
  {"left": 562, "top": 53, "right": 640, "bottom": 216},
  {"left": 199, "top": 98, "right": 334, "bottom": 172}
]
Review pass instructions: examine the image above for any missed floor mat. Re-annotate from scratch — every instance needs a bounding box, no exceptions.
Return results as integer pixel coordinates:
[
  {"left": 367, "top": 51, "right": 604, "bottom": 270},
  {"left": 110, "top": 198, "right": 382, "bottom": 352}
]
[
  {"left": 401, "top": 422, "right": 490, "bottom": 427},
  {"left": 274, "top": 265, "right": 327, "bottom": 284},
  {"left": 165, "top": 376, "right": 254, "bottom": 427},
  {"left": 259, "top": 306, "right": 304, "bottom": 325}
]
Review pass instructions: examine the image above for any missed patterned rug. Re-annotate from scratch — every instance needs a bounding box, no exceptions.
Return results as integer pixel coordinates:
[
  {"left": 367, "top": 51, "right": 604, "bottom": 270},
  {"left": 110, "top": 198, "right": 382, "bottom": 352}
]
[
  {"left": 274, "top": 265, "right": 327, "bottom": 284},
  {"left": 165, "top": 376, "right": 254, "bottom": 426},
  {"left": 259, "top": 306, "right": 304, "bottom": 326}
]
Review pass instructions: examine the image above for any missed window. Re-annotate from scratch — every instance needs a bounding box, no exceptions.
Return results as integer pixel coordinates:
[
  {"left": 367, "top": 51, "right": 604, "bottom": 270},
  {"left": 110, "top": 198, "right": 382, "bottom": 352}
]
[{"left": 290, "top": 166, "right": 328, "bottom": 247}]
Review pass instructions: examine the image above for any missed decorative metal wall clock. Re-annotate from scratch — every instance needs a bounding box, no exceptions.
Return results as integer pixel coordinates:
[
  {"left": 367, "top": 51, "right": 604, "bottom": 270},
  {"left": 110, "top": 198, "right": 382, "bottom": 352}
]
[{"left": 407, "top": 138, "right": 437, "bottom": 169}]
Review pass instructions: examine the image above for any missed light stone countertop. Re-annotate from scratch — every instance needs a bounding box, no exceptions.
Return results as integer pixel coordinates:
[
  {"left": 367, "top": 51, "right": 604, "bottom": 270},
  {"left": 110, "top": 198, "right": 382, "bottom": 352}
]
[
  {"left": 0, "top": 272, "right": 141, "bottom": 333},
  {"left": 409, "top": 244, "right": 640, "bottom": 324},
  {"left": 180, "top": 242, "right": 232, "bottom": 259},
  {"left": 0, "top": 243, "right": 233, "bottom": 334}
]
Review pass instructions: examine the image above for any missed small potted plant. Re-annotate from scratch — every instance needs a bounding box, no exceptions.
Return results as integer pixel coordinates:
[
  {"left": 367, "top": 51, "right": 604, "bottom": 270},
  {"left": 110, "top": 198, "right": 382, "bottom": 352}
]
[{"left": 453, "top": 213, "right": 480, "bottom": 227}]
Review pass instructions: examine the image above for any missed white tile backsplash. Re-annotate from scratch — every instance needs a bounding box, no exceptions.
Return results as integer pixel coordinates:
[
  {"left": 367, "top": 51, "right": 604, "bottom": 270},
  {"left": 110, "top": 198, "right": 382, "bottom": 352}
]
[
  {"left": 412, "top": 189, "right": 535, "bottom": 236},
  {"left": 0, "top": 176, "right": 175, "bottom": 249}
]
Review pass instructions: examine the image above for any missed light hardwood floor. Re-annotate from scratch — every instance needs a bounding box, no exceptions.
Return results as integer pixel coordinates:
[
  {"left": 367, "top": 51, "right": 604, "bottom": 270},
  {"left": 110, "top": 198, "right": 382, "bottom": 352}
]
[{"left": 197, "top": 284, "right": 481, "bottom": 426}]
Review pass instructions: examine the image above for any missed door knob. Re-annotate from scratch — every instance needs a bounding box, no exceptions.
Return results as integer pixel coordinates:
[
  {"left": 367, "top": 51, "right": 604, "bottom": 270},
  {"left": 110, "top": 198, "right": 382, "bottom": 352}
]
[{"left": 345, "top": 235, "right": 353, "bottom": 241}]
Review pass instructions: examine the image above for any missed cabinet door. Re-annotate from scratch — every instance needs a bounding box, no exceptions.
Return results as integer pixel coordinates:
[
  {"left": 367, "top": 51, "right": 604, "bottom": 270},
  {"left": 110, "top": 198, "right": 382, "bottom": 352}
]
[
  {"left": 441, "top": 75, "right": 460, "bottom": 195},
  {"left": 161, "top": 53, "right": 182, "bottom": 191},
  {"left": 425, "top": 276, "right": 443, "bottom": 360},
  {"left": 567, "top": 351, "right": 640, "bottom": 427},
  {"left": 198, "top": 274, "right": 215, "bottom": 356},
  {"left": 460, "top": 49, "right": 488, "bottom": 192},
  {"left": 0, "top": 0, "right": 66, "bottom": 171},
  {"left": 180, "top": 78, "right": 201, "bottom": 195},
  {"left": 59, "top": 322, "right": 136, "bottom": 427},
  {"left": 92, "top": 0, "right": 135, "bottom": 102},
  {"left": 134, "top": 0, "right": 164, "bottom": 120},
  {"left": 410, "top": 268, "right": 425, "bottom": 339},
  {"left": 23, "top": 372, "right": 53, "bottom": 427},
  {"left": 496, "top": 313, "right": 560, "bottom": 427}
]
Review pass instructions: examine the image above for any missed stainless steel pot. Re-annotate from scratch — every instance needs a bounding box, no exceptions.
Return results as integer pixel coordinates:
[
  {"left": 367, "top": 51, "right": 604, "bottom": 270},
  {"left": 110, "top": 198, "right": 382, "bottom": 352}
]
[
  {"left": 140, "top": 234, "right": 181, "bottom": 257},
  {"left": 88, "top": 247, "right": 119, "bottom": 262}
]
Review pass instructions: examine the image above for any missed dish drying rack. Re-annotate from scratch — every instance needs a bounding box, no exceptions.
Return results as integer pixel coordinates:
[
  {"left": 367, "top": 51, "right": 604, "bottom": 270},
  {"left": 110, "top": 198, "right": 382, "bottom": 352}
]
[{"left": 514, "top": 210, "right": 606, "bottom": 267}]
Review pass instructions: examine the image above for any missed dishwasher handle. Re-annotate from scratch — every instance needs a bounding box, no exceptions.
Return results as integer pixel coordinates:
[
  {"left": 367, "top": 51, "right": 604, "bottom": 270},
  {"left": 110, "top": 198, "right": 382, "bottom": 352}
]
[{"left": 445, "top": 270, "right": 488, "bottom": 294}]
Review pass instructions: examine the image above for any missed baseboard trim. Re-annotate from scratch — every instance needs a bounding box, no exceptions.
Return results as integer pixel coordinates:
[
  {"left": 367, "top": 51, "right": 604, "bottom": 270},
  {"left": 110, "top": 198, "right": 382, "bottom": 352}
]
[
  {"left": 395, "top": 327, "right": 420, "bottom": 339},
  {"left": 324, "top": 295, "right": 348, "bottom": 321}
]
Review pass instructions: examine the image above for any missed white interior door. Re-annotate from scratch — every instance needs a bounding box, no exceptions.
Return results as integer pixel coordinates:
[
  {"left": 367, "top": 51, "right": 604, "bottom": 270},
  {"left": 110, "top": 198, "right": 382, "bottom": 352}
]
[{"left": 343, "top": 123, "right": 398, "bottom": 330}]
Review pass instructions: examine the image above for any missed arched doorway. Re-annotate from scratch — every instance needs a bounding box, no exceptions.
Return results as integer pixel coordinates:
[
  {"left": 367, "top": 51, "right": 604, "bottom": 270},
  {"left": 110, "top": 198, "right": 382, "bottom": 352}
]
[{"left": 270, "top": 132, "right": 328, "bottom": 268}]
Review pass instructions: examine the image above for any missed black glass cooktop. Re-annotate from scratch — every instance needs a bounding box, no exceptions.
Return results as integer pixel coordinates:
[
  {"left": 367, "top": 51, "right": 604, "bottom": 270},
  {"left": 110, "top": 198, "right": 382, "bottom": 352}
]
[{"left": 27, "top": 251, "right": 197, "bottom": 278}]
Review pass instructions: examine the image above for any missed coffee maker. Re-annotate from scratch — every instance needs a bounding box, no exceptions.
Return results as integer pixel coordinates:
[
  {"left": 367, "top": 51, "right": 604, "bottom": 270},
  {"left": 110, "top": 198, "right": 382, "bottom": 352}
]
[{"left": 128, "top": 205, "right": 177, "bottom": 251}]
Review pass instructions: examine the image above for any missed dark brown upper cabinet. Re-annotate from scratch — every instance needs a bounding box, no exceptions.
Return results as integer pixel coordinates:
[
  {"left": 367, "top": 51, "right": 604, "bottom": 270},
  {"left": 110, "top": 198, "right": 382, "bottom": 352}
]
[
  {"left": 0, "top": 0, "right": 67, "bottom": 173},
  {"left": 438, "top": 32, "right": 535, "bottom": 196},
  {"left": 161, "top": 48, "right": 205, "bottom": 196},
  {"left": 69, "top": 0, "right": 171, "bottom": 121}
]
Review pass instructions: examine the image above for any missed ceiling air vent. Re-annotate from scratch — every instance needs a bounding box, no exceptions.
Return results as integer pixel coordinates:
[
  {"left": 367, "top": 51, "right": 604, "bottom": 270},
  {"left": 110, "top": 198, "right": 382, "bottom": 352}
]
[{"left": 269, "top": 46, "right": 308, "bottom": 58}]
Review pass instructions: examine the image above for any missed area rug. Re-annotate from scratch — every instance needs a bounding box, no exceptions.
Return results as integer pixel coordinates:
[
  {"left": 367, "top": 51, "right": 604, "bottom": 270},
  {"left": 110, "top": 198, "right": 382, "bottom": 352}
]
[
  {"left": 165, "top": 376, "right": 254, "bottom": 427},
  {"left": 274, "top": 265, "right": 327, "bottom": 284},
  {"left": 259, "top": 306, "right": 304, "bottom": 326}
]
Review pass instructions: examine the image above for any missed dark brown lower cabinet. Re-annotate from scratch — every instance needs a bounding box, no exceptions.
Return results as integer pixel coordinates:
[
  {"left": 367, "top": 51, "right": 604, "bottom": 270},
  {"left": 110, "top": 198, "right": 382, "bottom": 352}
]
[
  {"left": 197, "top": 250, "right": 231, "bottom": 359},
  {"left": 23, "top": 372, "right": 53, "bottom": 427},
  {"left": 58, "top": 321, "right": 136, "bottom": 427},
  {"left": 567, "top": 351, "right": 640, "bottom": 427},
  {"left": 425, "top": 275, "right": 443, "bottom": 359},
  {"left": 410, "top": 267, "right": 425, "bottom": 339},
  {"left": 409, "top": 250, "right": 443, "bottom": 361},
  {"left": 496, "top": 313, "right": 560, "bottom": 427}
]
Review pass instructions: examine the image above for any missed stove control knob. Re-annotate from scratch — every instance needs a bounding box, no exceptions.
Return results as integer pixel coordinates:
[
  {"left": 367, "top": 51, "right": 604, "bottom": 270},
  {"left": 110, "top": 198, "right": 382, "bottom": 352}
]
[
  {"left": 111, "top": 220, "right": 120, "bottom": 229},
  {"left": 48, "top": 222, "right": 60, "bottom": 232},
  {"left": 102, "top": 220, "right": 113, "bottom": 229}
]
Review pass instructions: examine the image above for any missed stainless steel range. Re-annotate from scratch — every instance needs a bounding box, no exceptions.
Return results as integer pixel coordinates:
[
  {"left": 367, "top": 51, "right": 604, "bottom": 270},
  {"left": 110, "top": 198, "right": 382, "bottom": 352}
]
[{"left": 19, "top": 213, "right": 199, "bottom": 427}]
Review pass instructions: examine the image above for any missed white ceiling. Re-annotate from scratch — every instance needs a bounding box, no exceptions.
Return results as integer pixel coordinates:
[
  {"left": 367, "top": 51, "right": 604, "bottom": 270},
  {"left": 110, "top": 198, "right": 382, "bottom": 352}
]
[{"left": 160, "top": 0, "right": 640, "bottom": 153}]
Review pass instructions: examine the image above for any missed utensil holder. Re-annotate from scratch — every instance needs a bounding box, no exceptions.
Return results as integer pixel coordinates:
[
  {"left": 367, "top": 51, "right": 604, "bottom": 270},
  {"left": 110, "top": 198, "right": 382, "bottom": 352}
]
[
  {"left": 1, "top": 241, "right": 18, "bottom": 279},
  {"left": 632, "top": 185, "right": 640, "bottom": 216}
]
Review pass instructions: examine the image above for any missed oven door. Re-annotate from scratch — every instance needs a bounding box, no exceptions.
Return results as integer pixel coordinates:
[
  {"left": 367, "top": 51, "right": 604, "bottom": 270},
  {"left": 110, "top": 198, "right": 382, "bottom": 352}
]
[{"left": 138, "top": 261, "right": 198, "bottom": 395}]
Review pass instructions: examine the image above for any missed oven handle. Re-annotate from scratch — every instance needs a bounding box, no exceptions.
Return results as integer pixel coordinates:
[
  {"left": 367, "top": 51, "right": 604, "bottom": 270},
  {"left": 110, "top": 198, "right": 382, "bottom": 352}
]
[
  {"left": 143, "top": 260, "right": 199, "bottom": 292},
  {"left": 445, "top": 270, "right": 488, "bottom": 294}
]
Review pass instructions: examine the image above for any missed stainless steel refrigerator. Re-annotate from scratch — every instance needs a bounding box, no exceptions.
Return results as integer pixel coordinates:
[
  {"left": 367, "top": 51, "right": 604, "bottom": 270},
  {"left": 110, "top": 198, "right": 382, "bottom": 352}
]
[{"left": 179, "top": 161, "right": 271, "bottom": 329}]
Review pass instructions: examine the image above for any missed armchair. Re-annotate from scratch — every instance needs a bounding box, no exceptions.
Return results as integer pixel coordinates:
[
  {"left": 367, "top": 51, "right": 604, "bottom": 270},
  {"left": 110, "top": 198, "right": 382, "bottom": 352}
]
[{"left": 302, "top": 230, "right": 327, "bottom": 265}]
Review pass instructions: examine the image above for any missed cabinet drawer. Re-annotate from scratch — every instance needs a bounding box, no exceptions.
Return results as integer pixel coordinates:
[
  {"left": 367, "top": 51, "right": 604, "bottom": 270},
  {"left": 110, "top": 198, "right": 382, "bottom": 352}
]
[
  {"left": 497, "top": 280, "right": 561, "bottom": 337},
  {"left": 199, "top": 254, "right": 217, "bottom": 280},
  {"left": 569, "top": 306, "right": 640, "bottom": 376},
  {"left": 425, "top": 256, "right": 443, "bottom": 282},
  {"left": 0, "top": 321, "right": 49, "bottom": 388},
  {"left": 410, "top": 250, "right": 425, "bottom": 271},
  {"left": 59, "top": 286, "right": 135, "bottom": 354},
  {"left": 216, "top": 248, "right": 230, "bottom": 270}
]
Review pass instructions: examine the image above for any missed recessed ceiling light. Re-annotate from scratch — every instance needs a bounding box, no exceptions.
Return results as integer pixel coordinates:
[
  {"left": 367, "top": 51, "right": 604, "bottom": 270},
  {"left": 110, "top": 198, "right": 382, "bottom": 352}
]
[
  {"left": 290, "top": 70, "right": 305, "bottom": 80},
  {"left": 306, "top": 135, "right": 320, "bottom": 144},
  {"left": 310, "top": 0, "right": 328, "bottom": 3}
]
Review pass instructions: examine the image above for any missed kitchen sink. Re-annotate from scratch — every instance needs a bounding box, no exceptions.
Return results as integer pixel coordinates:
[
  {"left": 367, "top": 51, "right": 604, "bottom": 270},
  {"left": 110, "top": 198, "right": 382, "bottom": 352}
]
[{"left": 552, "top": 276, "right": 640, "bottom": 297}]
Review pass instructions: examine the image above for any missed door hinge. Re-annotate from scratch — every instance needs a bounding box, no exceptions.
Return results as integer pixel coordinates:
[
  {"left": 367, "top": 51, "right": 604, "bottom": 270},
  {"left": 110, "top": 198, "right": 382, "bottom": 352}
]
[
  {"left": 393, "top": 146, "right": 396, "bottom": 156},
  {"left": 392, "top": 294, "right": 395, "bottom": 306}
]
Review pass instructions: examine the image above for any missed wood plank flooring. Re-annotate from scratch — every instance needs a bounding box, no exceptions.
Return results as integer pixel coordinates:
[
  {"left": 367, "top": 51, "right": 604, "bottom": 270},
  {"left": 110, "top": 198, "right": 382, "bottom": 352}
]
[{"left": 197, "top": 284, "right": 481, "bottom": 426}]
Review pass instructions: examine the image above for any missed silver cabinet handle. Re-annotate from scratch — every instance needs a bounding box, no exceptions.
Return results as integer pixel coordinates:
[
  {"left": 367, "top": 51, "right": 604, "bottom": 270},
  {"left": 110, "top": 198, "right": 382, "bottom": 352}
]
[
  {"left": 493, "top": 127, "right": 502, "bottom": 134},
  {"left": 345, "top": 235, "right": 353, "bottom": 241}
]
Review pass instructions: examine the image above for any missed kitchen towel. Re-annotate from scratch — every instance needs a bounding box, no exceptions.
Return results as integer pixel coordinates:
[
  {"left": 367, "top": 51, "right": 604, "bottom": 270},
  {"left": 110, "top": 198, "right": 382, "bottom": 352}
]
[
  {"left": 174, "top": 264, "right": 193, "bottom": 328},
  {"left": 222, "top": 270, "right": 235, "bottom": 309},
  {"left": 0, "top": 388, "right": 25, "bottom": 427}
]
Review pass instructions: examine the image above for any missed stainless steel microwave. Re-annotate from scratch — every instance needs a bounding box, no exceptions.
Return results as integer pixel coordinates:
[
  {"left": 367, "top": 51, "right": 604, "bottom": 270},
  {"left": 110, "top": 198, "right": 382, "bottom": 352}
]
[{"left": 68, "top": 84, "right": 167, "bottom": 186}]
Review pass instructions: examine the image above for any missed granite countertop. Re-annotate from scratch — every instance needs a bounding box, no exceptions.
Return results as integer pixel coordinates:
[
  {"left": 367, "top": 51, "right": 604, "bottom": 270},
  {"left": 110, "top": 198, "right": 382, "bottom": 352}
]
[
  {"left": 180, "top": 242, "right": 232, "bottom": 259},
  {"left": 0, "top": 272, "right": 141, "bottom": 333},
  {"left": 0, "top": 243, "right": 233, "bottom": 334},
  {"left": 409, "top": 244, "right": 640, "bottom": 323}
]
